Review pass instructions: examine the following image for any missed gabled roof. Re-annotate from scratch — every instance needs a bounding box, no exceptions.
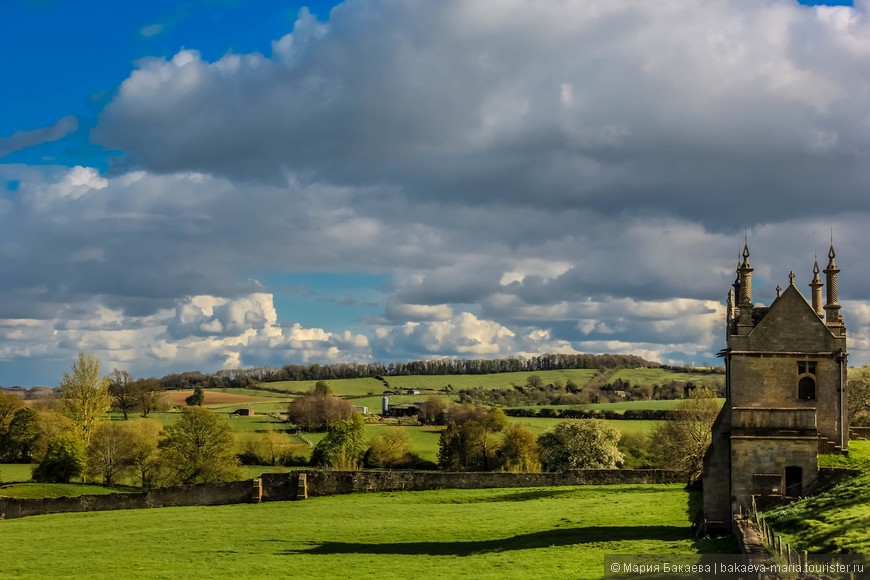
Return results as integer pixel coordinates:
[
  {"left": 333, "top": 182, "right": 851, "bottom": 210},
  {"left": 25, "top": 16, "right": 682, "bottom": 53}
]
[{"left": 744, "top": 283, "right": 841, "bottom": 352}]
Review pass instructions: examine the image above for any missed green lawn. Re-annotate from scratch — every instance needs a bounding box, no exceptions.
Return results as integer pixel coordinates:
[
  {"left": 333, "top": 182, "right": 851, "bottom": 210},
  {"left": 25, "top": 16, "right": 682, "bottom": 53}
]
[
  {"left": 609, "top": 368, "right": 724, "bottom": 389},
  {"left": 258, "top": 377, "right": 386, "bottom": 396},
  {"left": 0, "top": 484, "right": 736, "bottom": 579},
  {"left": 764, "top": 440, "right": 870, "bottom": 553},
  {"left": 1, "top": 463, "right": 35, "bottom": 483}
]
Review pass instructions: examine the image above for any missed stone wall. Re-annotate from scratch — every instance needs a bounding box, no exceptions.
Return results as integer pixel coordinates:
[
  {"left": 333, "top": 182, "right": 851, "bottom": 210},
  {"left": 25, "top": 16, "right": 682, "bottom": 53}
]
[
  {"left": 1, "top": 469, "right": 683, "bottom": 520},
  {"left": 263, "top": 469, "right": 683, "bottom": 500},
  {"left": 0, "top": 480, "right": 253, "bottom": 520}
]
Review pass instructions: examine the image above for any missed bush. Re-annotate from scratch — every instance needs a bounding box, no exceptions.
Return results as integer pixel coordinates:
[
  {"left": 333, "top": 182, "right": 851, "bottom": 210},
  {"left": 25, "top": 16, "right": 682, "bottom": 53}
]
[
  {"left": 538, "top": 419, "right": 623, "bottom": 471},
  {"left": 32, "top": 435, "right": 86, "bottom": 483}
]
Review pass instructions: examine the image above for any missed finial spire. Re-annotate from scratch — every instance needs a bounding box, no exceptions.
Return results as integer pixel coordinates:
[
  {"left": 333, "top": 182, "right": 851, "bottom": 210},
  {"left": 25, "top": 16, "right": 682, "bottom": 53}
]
[
  {"left": 776, "top": 284, "right": 782, "bottom": 297},
  {"left": 788, "top": 271, "right": 795, "bottom": 285},
  {"left": 810, "top": 260, "right": 823, "bottom": 317},
  {"left": 824, "top": 241, "right": 842, "bottom": 326}
]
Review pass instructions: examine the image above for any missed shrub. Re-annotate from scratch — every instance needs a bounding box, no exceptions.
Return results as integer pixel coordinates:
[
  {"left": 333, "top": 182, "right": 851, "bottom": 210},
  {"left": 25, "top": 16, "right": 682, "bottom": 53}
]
[{"left": 32, "top": 435, "right": 86, "bottom": 483}]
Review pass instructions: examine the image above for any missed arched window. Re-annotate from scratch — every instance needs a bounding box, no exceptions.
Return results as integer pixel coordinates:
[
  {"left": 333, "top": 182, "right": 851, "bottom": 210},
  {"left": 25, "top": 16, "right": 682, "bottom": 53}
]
[{"left": 798, "top": 376, "right": 815, "bottom": 400}]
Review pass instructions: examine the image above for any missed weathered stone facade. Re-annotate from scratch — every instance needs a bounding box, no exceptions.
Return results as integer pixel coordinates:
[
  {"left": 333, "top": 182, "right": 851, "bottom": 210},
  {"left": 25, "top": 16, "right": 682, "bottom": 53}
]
[{"left": 702, "top": 245, "right": 848, "bottom": 526}]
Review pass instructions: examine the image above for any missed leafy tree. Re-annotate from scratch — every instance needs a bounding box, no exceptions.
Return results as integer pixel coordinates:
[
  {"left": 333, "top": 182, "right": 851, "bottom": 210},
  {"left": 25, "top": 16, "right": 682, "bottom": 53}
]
[
  {"left": 86, "top": 422, "right": 136, "bottom": 485},
  {"left": 313, "top": 380, "right": 332, "bottom": 396},
  {"left": 438, "top": 406, "right": 508, "bottom": 471},
  {"left": 157, "top": 407, "right": 241, "bottom": 485},
  {"left": 526, "top": 375, "right": 544, "bottom": 389},
  {"left": 125, "top": 418, "right": 161, "bottom": 488},
  {"left": 108, "top": 369, "right": 137, "bottom": 420},
  {"left": 32, "top": 435, "right": 86, "bottom": 483},
  {"left": 132, "top": 378, "right": 165, "bottom": 417},
  {"left": 59, "top": 352, "right": 112, "bottom": 445},
  {"left": 0, "top": 392, "right": 23, "bottom": 428},
  {"left": 538, "top": 419, "right": 623, "bottom": 471},
  {"left": 497, "top": 423, "right": 541, "bottom": 473},
  {"left": 0, "top": 407, "right": 39, "bottom": 463},
  {"left": 311, "top": 414, "right": 366, "bottom": 470},
  {"left": 618, "top": 432, "right": 662, "bottom": 469},
  {"left": 650, "top": 388, "right": 719, "bottom": 482},
  {"left": 848, "top": 365, "right": 870, "bottom": 426},
  {"left": 185, "top": 386, "right": 205, "bottom": 407},
  {"left": 240, "top": 428, "right": 300, "bottom": 466},
  {"left": 364, "top": 427, "right": 414, "bottom": 468},
  {"left": 287, "top": 393, "right": 354, "bottom": 431}
]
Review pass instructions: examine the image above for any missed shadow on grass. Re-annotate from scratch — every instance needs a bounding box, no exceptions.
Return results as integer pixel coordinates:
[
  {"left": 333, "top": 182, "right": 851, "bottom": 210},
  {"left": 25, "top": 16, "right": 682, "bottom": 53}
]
[
  {"left": 426, "top": 488, "right": 584, "bottom": 504},
  {"left": 282, "top": 525, "right": 690, "bottom": 557}
]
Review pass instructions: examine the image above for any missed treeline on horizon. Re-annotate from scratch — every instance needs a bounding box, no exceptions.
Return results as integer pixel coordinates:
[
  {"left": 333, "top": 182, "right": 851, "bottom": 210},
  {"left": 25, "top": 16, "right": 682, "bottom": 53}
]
[
  {"left": 3, "top": 353, "right": 725, "bottom": 392},
  {"left": 158, "top": 353, "right": 672, "bottom": 391}
]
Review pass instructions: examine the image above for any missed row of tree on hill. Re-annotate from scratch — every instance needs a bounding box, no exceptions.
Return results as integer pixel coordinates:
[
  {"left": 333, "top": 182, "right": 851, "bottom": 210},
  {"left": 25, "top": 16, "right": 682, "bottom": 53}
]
[{"left": 149, "top": 353, "right": 660, "bottom": 392}]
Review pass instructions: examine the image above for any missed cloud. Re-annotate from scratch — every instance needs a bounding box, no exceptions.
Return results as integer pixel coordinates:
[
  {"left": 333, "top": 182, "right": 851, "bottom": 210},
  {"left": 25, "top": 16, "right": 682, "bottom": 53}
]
[
  {"left": 94, "top": 1, "right": 870, "bottom": 229},
  {"left": 0, "top": 115, "right": 78, "bottom": 158},
  {"left": 6, "top": 0, "right": 870, "bottom": 384}
]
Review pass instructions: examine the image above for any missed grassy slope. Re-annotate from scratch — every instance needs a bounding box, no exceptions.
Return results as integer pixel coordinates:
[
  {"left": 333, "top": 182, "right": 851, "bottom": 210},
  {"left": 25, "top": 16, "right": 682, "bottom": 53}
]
[
  {"left": 0, "top": 485, "right": 735, "bottom": 579},
  {"left": 765, "top": 440, "right": 870, "bottom": 553}
]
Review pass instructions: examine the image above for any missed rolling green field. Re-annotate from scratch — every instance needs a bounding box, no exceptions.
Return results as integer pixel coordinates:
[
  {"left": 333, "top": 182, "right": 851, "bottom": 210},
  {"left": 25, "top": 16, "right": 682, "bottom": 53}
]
[
  {"left": 608, "top": 368, "right": 724, "bottom": 388},
  {"left": 0, "top": 484, "right": 736, "bottom": 579}
]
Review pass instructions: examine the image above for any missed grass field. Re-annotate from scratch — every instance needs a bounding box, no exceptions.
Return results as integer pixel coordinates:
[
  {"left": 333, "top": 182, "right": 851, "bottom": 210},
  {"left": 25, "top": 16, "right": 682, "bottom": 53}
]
[
  {"left": 765, "top": 440, "right": 870, "bottom": 553},
  {"left": 0, "top": 484, "right": 736, "bottom": 579},
  {"left": 254, "top": 368, "right": 725, "bottom": 406},
  {"left": 609, "top": 368, "right": 724, "bottom": 388}
]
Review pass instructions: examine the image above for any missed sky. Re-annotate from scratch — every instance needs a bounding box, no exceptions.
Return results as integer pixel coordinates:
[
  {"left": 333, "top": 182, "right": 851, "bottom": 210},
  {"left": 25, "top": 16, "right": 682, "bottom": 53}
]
[{"left": 1, "top": 0, "right": 868, "bottom": 387}]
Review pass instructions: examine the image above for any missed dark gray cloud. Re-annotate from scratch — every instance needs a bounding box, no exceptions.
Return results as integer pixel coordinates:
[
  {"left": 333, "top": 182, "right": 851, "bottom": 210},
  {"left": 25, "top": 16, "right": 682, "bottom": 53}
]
[{"left": 93, "top": 1, "right": 870, "bottom": 229}]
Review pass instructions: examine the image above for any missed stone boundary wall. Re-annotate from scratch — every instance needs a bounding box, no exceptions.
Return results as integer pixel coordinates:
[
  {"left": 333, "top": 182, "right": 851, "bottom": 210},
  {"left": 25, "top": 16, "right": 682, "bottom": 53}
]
[
  {"left": 0, "top": 480, "right": 253, "bottom": 520},
  {"left": 0, "top": 469, "right": 683, "bottom": 520},
  {"left": 261, "top": 469, "right": 684, "bottom": 500}
]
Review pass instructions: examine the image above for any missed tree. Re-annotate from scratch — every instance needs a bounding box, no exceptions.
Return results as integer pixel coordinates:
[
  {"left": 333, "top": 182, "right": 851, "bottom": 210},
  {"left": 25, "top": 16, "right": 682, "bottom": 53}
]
[
  {"left": 538, "top": 419, "right": 623, "bottom": 471},
  {"left": 311, "top": 414, "right": 366, "bottom": 470},
  {"left": 125, "top": 418, "right": 161, "bottom": 488},
  {"left": 418, "top": 396, "right": 448, "bottom": 425},
  {"left": 60, "top": 352, "right": 112, "bottom": 445},
  {"left": 108, "top": 369, "right": 137, "bottom": 420},
  {"left": 0, "top": 392, "right": 23, "bottom": 428},
  {"left": 132, "top": 378, "right": 164, "bottom": 417},
  {"left": 241, "top": 428, "right": 300, "bottom": 466},
  {"left": 32, "top": 435, "right": 86, "bottom": 483},
  {"left": 651, "top": 387, "right": 720, "bottom": 482},
  {"left": 313, "top": 380, "right": 332, "bottom": 396},
  {"left": 157, "top": 407, "right": 241, "bottom": 485},
  {"left": 498, "top": 423, "right": 541, "bottom": 473},
  {"left": 86, "top": 422, "right": 135, "bottom": 485},
  {"left": 848, "top": 365, "right": 870, "bottom": 426},
  {"left": 287, "top": 393, "right": 354, "bottom": 431},
  {"left": 364, "top": 427, "right": 414, "bottom": 468},
  {"left": 0, "top": 407, "right": 39, "bottom": 463},
  {"left": 185, "top": 386, "right": 205, "bottom": 407},
  {"left": 438, "top": 406, "right": 508, "bottom": 471}
]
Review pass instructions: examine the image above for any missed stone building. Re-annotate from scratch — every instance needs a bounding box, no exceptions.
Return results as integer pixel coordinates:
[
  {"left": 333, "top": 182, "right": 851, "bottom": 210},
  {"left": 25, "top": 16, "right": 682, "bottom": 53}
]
[{"left": 703, "top": 245, "right": 848, "bottom": 526}]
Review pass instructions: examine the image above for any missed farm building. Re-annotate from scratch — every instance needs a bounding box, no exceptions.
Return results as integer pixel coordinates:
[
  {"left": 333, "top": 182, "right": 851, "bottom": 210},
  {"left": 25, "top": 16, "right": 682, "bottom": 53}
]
[{"left": 703, "top": 245, "right": 848, "bottom": 528}]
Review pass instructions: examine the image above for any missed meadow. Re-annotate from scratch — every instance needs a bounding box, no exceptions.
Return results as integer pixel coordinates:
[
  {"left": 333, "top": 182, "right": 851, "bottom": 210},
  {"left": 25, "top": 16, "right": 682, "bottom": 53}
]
[
  {"left": 764, "top": 440, "right": 870, "bottom": 553},
  {"left": 258, "top": 366, "right": 718, "bottom": 397},
  {"left": 0, "top": 484, "right": 736, "bottom": 579}
]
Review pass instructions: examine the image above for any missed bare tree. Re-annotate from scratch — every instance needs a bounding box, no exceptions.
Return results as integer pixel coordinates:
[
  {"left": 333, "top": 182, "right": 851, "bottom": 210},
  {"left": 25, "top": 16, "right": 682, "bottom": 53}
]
[{"left": 108, "top": 369, "right": 137, "bottom": 420}]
